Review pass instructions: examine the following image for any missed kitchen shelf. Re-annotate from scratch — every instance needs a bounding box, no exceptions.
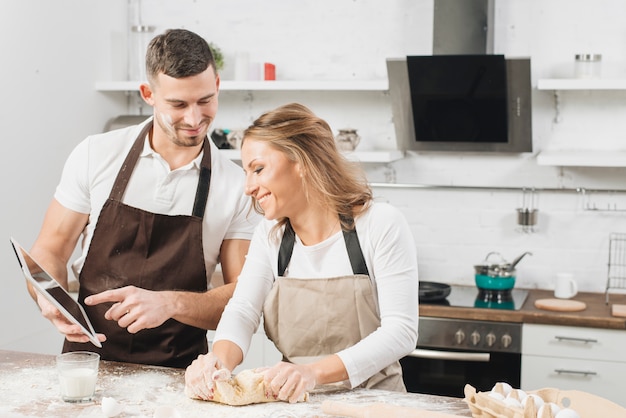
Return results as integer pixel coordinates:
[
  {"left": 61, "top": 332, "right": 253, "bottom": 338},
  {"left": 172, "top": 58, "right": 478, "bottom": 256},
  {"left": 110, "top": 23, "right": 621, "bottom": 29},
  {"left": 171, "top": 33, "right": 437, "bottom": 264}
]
[
  {"left": 537, "top": 78, "right": 626, "bottom": 90},
  {"left": 221, "top": 149, "right": 403, "bottom": 163},
  {"left": 96, "top": 80, "right": 400, "bottom": 164},
  {"left": 536, "top": 150, "right": 626, "bottom": 167},
  {"left": 95, "top": 80, "right": 389, "bottom": 92}
]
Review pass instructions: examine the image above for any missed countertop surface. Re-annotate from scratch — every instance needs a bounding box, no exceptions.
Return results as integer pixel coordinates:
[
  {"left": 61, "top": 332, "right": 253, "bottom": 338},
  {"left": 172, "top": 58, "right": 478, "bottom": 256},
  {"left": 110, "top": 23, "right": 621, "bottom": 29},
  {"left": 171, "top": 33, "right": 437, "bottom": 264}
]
[
  {"left": 420, "top": 288, "right": 626, "bottom": 329},
  {"left": 0, "top": 350, "right": 472, "bottom": 418}
]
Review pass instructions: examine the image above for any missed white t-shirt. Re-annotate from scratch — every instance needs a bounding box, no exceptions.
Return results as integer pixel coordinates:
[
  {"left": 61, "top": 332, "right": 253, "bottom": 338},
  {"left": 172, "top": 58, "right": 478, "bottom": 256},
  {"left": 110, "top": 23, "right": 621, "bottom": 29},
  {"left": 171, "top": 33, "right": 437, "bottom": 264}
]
[
  {"left": 215, "top": 201, "right": 419, "bottom": 388},
  {"left": 54, "top": 118, "right": 260, "bottom": 284}
]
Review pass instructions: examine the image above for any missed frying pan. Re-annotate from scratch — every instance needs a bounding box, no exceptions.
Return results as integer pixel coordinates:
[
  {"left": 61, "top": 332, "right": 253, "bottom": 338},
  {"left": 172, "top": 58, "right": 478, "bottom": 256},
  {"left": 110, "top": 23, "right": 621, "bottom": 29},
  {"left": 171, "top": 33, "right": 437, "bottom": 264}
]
[{"left": 419, "top": 281, "right": 451, "bottom": 302}]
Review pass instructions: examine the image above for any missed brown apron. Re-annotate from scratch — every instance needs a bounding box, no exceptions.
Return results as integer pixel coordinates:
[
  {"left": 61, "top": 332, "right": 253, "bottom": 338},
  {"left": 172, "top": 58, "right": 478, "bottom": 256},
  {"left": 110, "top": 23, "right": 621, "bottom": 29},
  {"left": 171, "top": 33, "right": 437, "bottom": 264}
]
[
  {"left": 262, "top": 219, "right": 406, "bottom": 391},
  {"left": 63, "top": 121, "right": 210, "bottom": 368}
]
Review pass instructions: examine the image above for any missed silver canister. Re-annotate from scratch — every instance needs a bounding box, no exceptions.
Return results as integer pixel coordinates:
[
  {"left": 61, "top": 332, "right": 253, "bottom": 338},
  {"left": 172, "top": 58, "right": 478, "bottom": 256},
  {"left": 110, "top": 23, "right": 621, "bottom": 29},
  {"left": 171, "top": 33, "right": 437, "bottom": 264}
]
[
  {"left": 574, "top": 54, "right": 602, "bottom": 78},
  {"left": 129, "top": 24, "right": 155, "bottom": 82}
]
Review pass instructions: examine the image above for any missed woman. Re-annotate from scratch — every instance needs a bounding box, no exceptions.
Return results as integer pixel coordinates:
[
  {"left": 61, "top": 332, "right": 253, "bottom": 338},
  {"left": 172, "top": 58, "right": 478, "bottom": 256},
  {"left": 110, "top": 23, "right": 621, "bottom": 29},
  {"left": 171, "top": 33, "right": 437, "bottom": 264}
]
[{"left": 185, "top": 103, "right": 418, "bottom": 403}]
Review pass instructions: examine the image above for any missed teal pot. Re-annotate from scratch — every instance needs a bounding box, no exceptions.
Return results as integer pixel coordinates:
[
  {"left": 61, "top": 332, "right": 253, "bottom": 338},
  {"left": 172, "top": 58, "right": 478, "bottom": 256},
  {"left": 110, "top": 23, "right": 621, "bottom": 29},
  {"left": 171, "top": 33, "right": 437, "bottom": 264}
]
[
  {"left": 474, "top": 273, "right": 516, "bottom": 290},
  {"left": 473, "top": 251, "right": 529, "bottom": 291}
]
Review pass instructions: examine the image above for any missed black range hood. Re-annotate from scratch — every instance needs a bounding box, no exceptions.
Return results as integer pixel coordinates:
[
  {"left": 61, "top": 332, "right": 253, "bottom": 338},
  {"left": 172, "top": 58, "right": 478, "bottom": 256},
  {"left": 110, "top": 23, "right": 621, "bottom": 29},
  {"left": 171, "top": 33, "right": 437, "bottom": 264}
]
[{"left": 387, "top": 55, "right": 532, "bottom": 154}]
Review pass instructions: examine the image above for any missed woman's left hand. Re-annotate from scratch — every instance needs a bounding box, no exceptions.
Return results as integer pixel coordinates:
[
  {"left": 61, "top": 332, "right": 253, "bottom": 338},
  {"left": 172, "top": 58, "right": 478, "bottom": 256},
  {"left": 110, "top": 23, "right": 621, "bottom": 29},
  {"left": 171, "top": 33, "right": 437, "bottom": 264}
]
[{"left": 262, "top": 362, "right": 316, "bottom": 403}]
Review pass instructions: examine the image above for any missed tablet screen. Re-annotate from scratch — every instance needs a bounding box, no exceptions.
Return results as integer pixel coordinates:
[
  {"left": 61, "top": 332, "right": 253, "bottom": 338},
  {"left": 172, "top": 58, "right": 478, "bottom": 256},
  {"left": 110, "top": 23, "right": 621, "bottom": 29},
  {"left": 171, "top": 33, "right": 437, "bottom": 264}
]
[{"left": 10, "top": 238, "right": 101, "bottom": 348}]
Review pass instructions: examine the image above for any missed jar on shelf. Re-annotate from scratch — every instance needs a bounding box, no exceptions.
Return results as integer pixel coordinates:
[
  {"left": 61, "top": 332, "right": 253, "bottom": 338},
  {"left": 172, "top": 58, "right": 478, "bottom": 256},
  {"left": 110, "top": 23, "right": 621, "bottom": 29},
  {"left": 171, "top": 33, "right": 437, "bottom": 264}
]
[
  {"left": 574, "top": 54, "right": 602, "bottom": 78},
  {"left": 128, "top": 24, "right": 155, "bottom": 82},
  {"left": 335, "top": 129, "right": 361, "bottom": 151}
]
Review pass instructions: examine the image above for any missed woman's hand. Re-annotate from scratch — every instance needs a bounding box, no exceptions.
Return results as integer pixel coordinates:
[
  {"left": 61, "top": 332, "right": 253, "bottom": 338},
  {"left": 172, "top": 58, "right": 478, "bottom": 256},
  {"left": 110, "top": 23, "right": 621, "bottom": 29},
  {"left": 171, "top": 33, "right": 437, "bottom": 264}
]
[
  {"left": 263, "top": 362, "right": 316, "bottom": 403},
  {"left": 184, "top": 353, "right": 231, "bottom": 400}
]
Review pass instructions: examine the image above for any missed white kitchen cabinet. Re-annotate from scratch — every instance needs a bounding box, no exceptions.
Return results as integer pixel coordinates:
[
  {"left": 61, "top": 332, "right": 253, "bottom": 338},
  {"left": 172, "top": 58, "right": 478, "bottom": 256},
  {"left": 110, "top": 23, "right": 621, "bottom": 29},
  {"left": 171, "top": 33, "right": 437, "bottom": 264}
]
[
  {"left": 95, "top": 80, "right": 403, "bottom": 164},
  {"left": 206, "top": 327, "right": 282, "bottom": 374},
  {"left": 521, "top": 323, "right": 626, "bottom": 407},
  {"left": 536, "top": 79, "right": 626, "bottom": 167}
]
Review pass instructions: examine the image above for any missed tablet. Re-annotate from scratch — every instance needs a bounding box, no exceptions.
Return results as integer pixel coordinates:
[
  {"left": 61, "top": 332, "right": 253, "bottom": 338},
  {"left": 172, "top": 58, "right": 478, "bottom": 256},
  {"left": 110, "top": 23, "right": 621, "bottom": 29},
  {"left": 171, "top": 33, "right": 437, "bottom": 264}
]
[{"left": 10, "top": 237, "right": 102, "bottom": 348}]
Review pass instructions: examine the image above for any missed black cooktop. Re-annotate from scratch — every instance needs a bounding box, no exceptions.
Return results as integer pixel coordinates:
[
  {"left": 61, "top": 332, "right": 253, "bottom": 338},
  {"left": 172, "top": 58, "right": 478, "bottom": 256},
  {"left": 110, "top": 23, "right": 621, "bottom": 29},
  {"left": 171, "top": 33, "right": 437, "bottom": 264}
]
[{"left": 422, "top": 285, "right": 529, "bottom": 310}]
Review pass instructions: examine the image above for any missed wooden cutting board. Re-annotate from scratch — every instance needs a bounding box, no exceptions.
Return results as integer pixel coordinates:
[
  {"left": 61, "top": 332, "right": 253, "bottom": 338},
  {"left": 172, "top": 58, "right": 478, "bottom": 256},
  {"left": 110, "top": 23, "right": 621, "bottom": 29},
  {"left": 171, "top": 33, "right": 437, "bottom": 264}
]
[
  {"left": 321, "top": 400, "right": 463, "bottom": 418},
  {"left": 611, "top": 303, "right": 626, "bottom": 317},
  {"left": 535, "top": 298, "right": 587, "bottom": 312}
]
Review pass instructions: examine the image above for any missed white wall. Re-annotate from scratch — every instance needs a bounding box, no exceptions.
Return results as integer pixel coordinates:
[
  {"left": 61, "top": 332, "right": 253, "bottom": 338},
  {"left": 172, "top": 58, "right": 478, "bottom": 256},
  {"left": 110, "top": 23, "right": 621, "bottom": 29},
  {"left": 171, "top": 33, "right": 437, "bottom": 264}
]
[{"left": 2, "top": 0, "right": 625, "bottom": 353}]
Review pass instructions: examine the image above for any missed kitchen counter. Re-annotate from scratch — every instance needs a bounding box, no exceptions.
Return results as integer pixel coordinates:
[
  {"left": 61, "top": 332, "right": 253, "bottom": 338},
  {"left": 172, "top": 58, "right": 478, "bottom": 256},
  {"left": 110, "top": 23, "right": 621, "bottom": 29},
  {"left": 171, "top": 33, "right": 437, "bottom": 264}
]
[
  {"left": 420, "top": 288, "right": 626, "bottom": 329},
  {"left": 0, "top": 350, "right": 472, "bottom": 417}
]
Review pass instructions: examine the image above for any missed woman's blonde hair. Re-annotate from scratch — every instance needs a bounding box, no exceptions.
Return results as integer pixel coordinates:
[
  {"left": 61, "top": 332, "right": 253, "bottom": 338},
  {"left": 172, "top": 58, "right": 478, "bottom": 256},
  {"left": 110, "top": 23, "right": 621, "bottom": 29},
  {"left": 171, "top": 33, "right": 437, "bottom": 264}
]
[{"left": 242, "top": 103, "right": 372, "bottom": 238}]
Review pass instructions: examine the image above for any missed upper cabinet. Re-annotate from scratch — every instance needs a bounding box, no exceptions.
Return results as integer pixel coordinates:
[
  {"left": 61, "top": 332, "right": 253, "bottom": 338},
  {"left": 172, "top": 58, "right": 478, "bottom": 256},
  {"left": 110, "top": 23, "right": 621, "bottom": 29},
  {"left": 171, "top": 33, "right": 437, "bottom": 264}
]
[{"left": 536, "top": 78, "right": 626, "bottom": 167}]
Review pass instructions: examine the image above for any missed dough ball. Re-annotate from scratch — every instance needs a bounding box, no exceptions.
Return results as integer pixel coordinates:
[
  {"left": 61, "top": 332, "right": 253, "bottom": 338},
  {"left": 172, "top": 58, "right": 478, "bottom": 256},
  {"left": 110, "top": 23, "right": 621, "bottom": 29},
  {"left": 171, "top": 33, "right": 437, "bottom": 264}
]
[{"left": 211, "top": 369, "right": 309, "bottom": 406}]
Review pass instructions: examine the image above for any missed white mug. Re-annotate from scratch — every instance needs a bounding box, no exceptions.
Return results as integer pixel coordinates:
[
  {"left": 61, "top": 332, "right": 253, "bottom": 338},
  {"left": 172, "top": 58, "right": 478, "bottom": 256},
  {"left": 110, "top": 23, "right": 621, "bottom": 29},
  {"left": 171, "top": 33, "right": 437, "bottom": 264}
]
[{"left": 554, "top": 273, "right": 578, "bottom": 299}]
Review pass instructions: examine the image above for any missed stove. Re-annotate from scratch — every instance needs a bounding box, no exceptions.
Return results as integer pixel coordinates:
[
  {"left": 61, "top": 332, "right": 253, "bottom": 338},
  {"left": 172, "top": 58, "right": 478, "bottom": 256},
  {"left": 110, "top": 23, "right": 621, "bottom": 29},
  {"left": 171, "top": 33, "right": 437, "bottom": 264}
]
[
  {"left": 401, "top": 284, "right": 528, "bottom": 396},
  {"left": 423, "top": 284, "right": 529, "bottom": 310}
]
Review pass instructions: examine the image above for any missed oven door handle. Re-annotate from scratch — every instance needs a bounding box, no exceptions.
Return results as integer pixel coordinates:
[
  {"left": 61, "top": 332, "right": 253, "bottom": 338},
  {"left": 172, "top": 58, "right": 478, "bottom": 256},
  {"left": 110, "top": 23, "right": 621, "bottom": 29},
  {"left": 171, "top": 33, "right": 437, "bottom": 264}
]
[{"left": 408, "top": 348, "right": 490, "bottom": 362}]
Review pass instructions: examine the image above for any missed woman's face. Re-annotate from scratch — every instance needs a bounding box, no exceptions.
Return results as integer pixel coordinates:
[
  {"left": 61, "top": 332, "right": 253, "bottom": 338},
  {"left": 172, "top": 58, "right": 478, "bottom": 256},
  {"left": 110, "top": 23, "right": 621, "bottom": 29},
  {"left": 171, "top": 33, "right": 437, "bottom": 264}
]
[{"left": 241, "top": 138, "right": 306, "bottom": 220}]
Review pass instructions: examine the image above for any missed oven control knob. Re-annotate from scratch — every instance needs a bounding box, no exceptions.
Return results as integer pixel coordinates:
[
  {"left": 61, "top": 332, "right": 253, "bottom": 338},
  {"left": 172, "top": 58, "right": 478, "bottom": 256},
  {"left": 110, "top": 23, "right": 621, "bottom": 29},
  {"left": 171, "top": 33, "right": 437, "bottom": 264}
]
[
  {"left": 454, "top": 329, "right": 465, "bottom": 344},
  {"left": 470, "top": 331, "right": 481, "bottom": 346},
  {"left": 486, "top": 332, "right": 497, "bottom": 347},
  {"left": 501, "top": 333, "right": 513, "bottom": 348}
]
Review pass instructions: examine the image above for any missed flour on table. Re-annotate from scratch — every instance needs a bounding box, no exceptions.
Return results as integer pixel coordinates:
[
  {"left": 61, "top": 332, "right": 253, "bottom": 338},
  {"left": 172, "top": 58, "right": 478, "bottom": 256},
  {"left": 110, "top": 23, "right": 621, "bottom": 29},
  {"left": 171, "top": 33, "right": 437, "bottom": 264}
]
[{"left": 188, "top": 369, "right": 309, "bottom": 406}]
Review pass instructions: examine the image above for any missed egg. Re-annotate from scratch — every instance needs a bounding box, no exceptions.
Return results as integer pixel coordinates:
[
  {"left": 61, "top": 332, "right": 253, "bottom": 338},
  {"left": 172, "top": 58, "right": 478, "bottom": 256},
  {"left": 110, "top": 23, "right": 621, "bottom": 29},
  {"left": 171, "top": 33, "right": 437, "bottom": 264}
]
[
  {"left": 521, "top": 393, "right": 545, "bottom": 410},
  {"left": 491, "top": 381, "right": 513, "bottom": 396},
  {"left": 488, "top": 391, "right": 505, "bottom": 401},
  {"left": 555, "top": 408, "right": 581, "bottom": 418},
  {"left": 507, "top": 388, "right": 528, "bottom": 402},
  {"left": 537, "top": 402, "right": 561, "bottom": 417},
  {"left": 101, "top": 396, "right": 124, "bottom": 417},
  {"left": 503, "top": 397, "right": 522, "bottom": 409}
]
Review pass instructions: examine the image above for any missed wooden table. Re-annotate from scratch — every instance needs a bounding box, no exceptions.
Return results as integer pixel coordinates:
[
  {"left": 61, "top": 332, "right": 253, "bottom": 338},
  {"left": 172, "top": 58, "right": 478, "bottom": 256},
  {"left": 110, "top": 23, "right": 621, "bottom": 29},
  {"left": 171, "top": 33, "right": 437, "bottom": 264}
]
[{"left": 0, "top": 350, "right": 472, "bottom": 417}]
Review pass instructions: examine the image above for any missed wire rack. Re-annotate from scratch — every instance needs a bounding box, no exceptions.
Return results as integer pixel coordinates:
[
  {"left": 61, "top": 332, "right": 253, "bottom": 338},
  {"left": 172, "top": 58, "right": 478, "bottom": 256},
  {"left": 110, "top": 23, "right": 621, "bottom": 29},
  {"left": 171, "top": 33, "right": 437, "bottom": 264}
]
[{"left": 606, "top": 233, "right": 626, "bottom": 303}]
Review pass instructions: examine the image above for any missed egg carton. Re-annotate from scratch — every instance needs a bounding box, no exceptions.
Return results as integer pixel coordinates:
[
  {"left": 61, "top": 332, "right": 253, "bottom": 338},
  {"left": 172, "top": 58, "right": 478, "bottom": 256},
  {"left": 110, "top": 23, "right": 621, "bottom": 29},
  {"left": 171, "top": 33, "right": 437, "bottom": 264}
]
[{"left": 463, "top": 383, "right": 626, "bottom": 418}]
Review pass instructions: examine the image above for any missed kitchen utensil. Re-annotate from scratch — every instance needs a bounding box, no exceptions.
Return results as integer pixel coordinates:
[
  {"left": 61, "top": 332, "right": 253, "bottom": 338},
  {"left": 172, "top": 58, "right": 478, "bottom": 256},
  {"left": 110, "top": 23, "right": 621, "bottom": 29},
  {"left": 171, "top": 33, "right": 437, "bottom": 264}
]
[
  {"left": 534, "top": 298, "right": 586, "bottom": 312},
  {"left": 321, "top": 400, "right": 462, "bottom": 418},
  {"left": 56, "top": 351, "right": 100, "bottom": 403},
  {"left": 335, "top": 129, "right": 361, "bottom": 151},
  {"left": 554, "top": 273, "right": 578, "bottom": 299},
  {"left": 517, "top": 188, "right": 538, "bottom": 233},
  {"left": 474, "top": 251, "right": 531, "bottom": 290},
  {"left": 475, "top": 274, "right": 516, "bottom": 290},
  {"left": 606, "top": 232, "right": 626, "bottom": 303},
  {"left": 419, "top": 281, "right": 451, "bottom": 302},
  {"left": 506, "top": 251, "right": 532, "bottom": 272}
]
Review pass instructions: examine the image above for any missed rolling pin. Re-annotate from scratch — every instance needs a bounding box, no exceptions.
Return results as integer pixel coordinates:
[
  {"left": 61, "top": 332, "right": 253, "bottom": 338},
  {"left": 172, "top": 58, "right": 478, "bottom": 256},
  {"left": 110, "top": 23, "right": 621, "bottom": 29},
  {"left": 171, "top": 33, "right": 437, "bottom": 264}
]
[{"left": 321, "top": 400, "right": 464, "bottom": 418}]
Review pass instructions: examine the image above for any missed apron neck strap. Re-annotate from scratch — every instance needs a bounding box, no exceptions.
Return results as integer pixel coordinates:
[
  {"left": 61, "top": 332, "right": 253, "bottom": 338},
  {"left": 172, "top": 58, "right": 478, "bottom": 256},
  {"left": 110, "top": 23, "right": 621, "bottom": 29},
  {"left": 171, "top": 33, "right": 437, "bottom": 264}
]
[
  {"left": 277, "top": 216, "right": 370, "bottom": 277},
  {"left": 109, "top": 121, "right": 152, "bottom": 201},
  {"left": 192, "top": 138, "right": 212, "bottom": 218}
]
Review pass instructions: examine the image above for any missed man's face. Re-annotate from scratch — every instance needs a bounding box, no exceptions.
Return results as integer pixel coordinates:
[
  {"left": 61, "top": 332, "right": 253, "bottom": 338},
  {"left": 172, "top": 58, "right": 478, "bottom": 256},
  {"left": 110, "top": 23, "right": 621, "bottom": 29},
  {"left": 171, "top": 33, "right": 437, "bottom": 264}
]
[{"left": 141, "top": 67, "right": 220, "bottom": 148}]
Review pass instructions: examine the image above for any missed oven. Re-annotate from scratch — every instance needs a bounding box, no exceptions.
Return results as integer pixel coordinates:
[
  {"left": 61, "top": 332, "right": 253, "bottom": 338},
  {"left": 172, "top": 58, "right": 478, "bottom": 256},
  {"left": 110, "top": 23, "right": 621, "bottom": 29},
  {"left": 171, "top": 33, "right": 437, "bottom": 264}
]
[{"left": 400, "top": 285, "right": 528, "bottom": 398}]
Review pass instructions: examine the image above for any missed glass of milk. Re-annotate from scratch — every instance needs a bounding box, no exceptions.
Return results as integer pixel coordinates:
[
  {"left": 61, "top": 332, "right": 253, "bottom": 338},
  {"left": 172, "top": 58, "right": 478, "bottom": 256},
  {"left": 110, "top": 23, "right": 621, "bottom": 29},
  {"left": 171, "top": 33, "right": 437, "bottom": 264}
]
[{"left": 56, "top": 351, "right": 100, "bottom": 403}]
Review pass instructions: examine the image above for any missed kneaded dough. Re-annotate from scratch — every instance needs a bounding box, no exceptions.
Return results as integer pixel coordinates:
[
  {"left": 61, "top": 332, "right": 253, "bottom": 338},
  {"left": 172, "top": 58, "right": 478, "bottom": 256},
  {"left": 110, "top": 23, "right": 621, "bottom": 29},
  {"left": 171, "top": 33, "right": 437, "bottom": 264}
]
[{"left": 192, "top": 369, "right": 309, "bottom": 406}]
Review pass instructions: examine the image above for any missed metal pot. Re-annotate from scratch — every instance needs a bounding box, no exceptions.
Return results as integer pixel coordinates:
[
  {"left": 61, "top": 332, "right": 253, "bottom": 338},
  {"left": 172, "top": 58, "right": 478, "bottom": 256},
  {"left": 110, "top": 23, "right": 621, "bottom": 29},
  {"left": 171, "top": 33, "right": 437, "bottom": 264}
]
[{"left": 473, "top": 251, "right": 532, "bottom": 290}]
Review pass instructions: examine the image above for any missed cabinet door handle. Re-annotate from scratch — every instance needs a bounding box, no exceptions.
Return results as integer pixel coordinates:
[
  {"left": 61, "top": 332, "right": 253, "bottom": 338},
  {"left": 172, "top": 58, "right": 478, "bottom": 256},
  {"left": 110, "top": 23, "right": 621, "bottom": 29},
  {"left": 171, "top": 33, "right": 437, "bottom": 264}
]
[
  {"left": 554, "top": 336, "right": 598, "bottom": 344},
  {"left": 554, "top": 368, "right": 597, "bottom": 377},
  {"left": 408, "top": 348, "right": 490, "bottom": 362}
]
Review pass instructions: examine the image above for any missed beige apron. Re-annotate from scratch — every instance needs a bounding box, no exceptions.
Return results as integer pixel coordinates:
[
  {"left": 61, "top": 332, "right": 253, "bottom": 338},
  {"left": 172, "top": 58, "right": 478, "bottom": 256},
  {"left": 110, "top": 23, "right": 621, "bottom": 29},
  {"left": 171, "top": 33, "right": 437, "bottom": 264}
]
[{"left": 262, "top": 219, "right": 405, "bottom": 391}]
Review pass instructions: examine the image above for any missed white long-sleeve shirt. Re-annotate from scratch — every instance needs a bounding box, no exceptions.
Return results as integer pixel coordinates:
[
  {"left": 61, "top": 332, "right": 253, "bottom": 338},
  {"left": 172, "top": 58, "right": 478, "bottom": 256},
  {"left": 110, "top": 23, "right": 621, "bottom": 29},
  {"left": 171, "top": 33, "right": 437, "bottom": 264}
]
[{"left": 215, "top": 201, "right": 419, "bottom": 388}]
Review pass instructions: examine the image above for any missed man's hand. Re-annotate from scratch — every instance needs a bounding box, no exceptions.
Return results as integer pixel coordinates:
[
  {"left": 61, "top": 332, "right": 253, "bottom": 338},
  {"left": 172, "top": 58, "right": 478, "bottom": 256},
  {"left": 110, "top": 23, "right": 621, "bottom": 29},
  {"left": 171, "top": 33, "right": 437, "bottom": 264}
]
[
  {"left": 35, "top": 291, "right": 106, "bottom": 344},
  {"left": 84, "top": 286, "right": 174, "bottom": 334},
  {"left": 184, "top": 353, "right": 231, "bottom": 400}
]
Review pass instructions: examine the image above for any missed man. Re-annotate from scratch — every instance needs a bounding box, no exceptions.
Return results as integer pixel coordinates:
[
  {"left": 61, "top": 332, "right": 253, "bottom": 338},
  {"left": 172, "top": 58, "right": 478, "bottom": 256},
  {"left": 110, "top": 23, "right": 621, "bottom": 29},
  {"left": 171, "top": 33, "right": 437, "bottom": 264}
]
[{"left": 26, "top": 29, "right": 259, "bottom": 368}]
